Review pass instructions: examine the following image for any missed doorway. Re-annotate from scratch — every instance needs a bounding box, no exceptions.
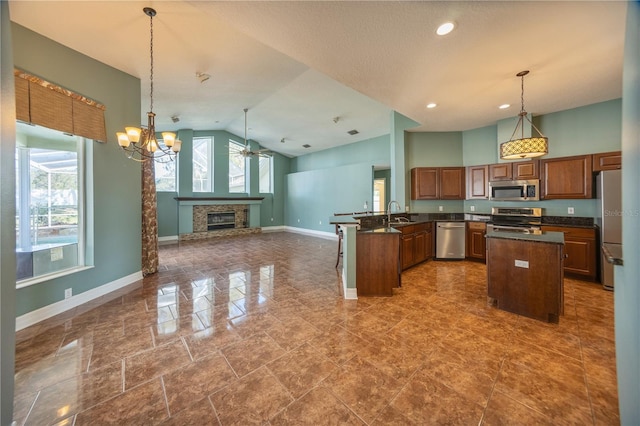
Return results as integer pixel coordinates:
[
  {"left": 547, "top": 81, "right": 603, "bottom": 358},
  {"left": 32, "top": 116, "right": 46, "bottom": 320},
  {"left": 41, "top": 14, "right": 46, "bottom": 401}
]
[{"left": 373, "top": 178, "right": 386, "bottom": 213}]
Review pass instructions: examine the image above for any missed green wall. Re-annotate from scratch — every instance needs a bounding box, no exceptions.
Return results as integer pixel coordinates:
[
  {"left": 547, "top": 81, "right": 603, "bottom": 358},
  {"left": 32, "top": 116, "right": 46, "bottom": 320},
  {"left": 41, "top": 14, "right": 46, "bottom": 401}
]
[
  {"left": 291, "top": 134, "right": 390, "bottom": 172},
  {"left": 616, "top": 3, "right": 640, "bottom": 423},
  {"left": 287, "top": 163, "right": 373, "bottom": 233},
  {"left": 11, "top": 23, "right": 142, "bottom": 316},
  {"left": 1, "top": 3, "right": 17, "bottom": 422}
]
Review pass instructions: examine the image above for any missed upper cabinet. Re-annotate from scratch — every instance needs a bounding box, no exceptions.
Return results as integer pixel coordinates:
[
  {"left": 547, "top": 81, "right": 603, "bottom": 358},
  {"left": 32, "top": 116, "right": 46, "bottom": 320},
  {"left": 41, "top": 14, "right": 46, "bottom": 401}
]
[
  {"left": 489, "top": 160, "right": 539, "bottom": 181},
  {"left": 540, "top": 155, "right": 593, "bottom": 199},
  {"left": 411, "top": 167, "right": 465, "bottom": 200},
  {"left": 466, "top": 165, "right": 489, "bottom": 200},
  {"left": 592, "top": 151, "right": 622, "bottom": 171},
  {"left": 489, "top": 164, "right": 512, "bottom": 181}
]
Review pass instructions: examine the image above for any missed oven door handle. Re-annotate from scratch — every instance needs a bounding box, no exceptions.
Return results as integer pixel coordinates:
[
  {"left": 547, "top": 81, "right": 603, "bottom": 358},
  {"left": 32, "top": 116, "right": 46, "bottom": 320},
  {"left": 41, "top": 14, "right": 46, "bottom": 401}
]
[{"left": 489, "top": 225, "right": 535, "bottom": 233}]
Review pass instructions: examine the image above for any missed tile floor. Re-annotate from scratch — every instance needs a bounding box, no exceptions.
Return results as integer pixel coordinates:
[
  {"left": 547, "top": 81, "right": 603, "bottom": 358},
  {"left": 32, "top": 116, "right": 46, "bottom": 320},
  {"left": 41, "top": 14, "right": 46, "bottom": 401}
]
[{"left": 13, "top": 232, "right": 619, "bottom": 425}]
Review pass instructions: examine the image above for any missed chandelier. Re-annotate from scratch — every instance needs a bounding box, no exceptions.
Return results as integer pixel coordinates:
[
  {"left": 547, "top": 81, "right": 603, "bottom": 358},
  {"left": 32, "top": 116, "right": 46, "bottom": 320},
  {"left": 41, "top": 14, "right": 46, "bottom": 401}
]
[
  {"left": 116, "top": 7, "right": 181, "bottom": 162},
  {"left": 500, "top": 70, "right": 548, "bottom": 160}
]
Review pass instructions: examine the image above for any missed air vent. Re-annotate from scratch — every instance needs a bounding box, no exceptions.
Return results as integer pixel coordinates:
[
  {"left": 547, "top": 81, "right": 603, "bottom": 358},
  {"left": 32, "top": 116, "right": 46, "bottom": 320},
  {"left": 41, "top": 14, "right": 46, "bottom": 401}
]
[
  {"left": 302, "top": 144, "right": 311, "bottom": 148},
  {"left": 347, "top": 129, "right": 359, "bottom": 135}
]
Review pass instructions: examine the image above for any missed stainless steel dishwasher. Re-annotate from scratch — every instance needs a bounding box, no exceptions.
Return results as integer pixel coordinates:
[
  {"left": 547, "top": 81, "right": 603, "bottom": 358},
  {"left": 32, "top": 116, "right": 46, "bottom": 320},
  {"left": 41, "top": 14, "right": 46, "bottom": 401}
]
[{"left": 436, "top": 222, "right": 466, "bottom": 259}]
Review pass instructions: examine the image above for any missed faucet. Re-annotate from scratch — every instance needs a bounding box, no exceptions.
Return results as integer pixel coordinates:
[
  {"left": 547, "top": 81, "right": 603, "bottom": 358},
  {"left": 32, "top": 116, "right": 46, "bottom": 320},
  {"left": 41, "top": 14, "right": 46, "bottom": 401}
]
[{"left": 387, "top": 200, "right": 401, "bottom": 226}]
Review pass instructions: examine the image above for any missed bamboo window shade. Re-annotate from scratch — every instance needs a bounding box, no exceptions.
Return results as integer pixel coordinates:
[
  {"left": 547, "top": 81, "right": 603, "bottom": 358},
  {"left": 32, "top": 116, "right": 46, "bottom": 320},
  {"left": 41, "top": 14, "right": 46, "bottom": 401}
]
[{"left": 14, "top": 69, "right": 107, "bottom": 143}]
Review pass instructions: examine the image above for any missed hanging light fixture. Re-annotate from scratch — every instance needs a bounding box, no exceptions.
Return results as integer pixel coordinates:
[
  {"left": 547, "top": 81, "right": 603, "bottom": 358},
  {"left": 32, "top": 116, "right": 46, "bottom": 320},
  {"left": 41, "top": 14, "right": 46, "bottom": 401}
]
[
  {"left": 116, "top": 7, "right": 181, "bottom": 162},
  {"left": 499, "top": 70, "right": 548, "bottom": 160}
]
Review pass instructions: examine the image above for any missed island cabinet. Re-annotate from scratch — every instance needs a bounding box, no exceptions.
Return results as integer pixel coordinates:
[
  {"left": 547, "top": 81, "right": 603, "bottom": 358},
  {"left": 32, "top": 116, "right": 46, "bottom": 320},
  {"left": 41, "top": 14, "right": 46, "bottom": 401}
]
[
  {"left": 486, "top": 232, "right": 564, "bottom": 323},
  {"left": 356, "top": 229, "right": 401, "bottom": 296},
  {"left": 466, "top": 165, "right": 489, "bottom": 199},
  {"left": 489, "top": 160, "right": 539, "bottom": 181},
  {"left": 465, "top": 221, "right": 486, "bottom": 262},
  {"left": 592, "top": 151, "right": 622, "bottom": 171},
  {"left": 411, "top": 167, "right": 465, "bottom": 200},
  {"left": 541, "top": 225, "right": 597, "bottom": 281},
  {"left": 397, "top": 222, "right": 433, "bottom": 270},
  {"left": 540, "top": 154, "right": 593, "bottom": 199}
]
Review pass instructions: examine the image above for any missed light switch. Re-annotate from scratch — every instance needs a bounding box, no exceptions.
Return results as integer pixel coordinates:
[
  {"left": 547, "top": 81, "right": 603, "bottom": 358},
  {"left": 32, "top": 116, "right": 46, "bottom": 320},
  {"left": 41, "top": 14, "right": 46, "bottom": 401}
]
[
  {"left": 470, "top": 206, "right": 475, "bottom": 212},
  {"left": 439, "top": 206, "right": 443, "bottom": 212}
]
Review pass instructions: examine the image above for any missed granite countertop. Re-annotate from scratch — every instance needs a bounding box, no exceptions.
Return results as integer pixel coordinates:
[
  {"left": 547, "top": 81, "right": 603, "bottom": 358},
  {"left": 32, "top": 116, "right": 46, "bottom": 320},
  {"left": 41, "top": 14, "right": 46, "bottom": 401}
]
[
  {"left": 541, "top": 216, "right": 596, "bottom": 228},
  {"left": 486, "top": 230, "right": 565, "bottom": 245},
  {"left": 329, "top": 216, "right": 360, "bottom": 225},
  {"left": 602, "top": 243, "right": 623, "bottom": 265}
]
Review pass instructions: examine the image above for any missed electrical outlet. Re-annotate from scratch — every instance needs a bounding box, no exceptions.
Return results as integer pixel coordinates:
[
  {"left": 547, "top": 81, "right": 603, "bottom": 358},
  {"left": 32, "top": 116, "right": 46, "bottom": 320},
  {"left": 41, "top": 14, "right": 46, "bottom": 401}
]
[
  {"left": 270, "top": 217, "right": 274, "bottom": 222},
  {"left": 470, "top": 206, "right": 475, "bottom": 212},
  {"left": 319, "top": 220, "right": 322, "bottom": 225},
  {"left": 568, "top": 207, "right": 575, "bottom": 215},
  {"left": 297, "top": 219, "right": 300, "bottom": 223},
  {"left": 64, "top": 288, "right": 72, "bottom": 299},
  {"left": 438, "top": 206, "right": 444, "bottom": 212}
]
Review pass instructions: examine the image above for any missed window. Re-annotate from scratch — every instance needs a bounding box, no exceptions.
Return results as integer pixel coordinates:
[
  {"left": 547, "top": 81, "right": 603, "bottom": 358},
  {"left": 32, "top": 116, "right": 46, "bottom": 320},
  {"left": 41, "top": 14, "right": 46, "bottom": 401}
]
[
  {"left": 15, "top": 122, "right": 87, "bottom": 283},
  {"left": 193, "top": 136, "right": 213, "bottom": 192},
  {"left": 154, "top": 139, "right": 176, "bottom": 192},
  {"left": 228, "top": 140, "right": 246, "bottom": 193},
  {"left": 259, "top": 155, "right": 272, "bottom": 193}
]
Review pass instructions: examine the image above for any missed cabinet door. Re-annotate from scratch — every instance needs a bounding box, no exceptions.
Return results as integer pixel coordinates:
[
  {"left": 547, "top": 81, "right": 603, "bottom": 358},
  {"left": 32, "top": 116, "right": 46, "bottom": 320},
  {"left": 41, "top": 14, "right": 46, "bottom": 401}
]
[
  {"left": 540, "top": 155, "right": 593, "bottom": 199},
  {"left": 564, "top": 238, "right": 596, "bottom": 278},
  {"left": 414, "top": 231, "right": 427, "bottom": 264},
  {"left": 513, "top": 160, "right": 539, "bottom": 179},
  {"left": 466, "top": 165, "right": 489, "bottom": 199},
  {"left": 593, "top": 151, "right": 622, "bottom": 171},
  {"left": 489, "top": 163, "right": 513, "bottom": 181},
  {"left": 440, "top": 167, "right": 466, "bottom": 199},
  {"left": 541, "top": 225, "right": 597, "bottom": 280},
  {"left": 401, "top": 234, "right": 415, "bottom": 269},
  {"left": 425, "top": 230, "right": 433, "bottom": 259},
  {"left": 465, "top": 222, "right": 486, "bottom": 261},
  {"left": 411, "top": 168, "right": 439, "bottom": 200}
]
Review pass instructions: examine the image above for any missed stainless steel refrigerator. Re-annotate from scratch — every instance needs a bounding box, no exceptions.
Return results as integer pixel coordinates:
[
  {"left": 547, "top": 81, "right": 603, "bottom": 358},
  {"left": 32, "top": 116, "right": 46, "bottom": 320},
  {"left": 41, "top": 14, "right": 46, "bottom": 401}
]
[{"left": 596, "top": 169, "right": 622, "bottom": 290}]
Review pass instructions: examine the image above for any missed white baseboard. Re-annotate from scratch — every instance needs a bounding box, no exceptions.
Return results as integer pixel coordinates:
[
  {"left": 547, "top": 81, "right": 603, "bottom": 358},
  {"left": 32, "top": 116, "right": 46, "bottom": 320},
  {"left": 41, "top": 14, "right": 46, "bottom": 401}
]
[
  {"left": 261, "top": 225, "right": 285, "bottom": 233},
  {"left": 158, "top": 235, "right": 178, "bottom": 243},
  {"left": 341, "top": 269, "right": 358, "bottom": 299},
  {"left": 284, "top": 226, "right": 337, "bottom": 241},
  {"left": 15, "top": 271, "right": 143, "bottom": 331}
]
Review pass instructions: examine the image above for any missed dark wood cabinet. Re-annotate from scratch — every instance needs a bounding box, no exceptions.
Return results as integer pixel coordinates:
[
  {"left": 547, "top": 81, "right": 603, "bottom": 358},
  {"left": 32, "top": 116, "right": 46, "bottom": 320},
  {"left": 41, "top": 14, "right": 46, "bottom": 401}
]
[
  {"left": 540, "top": 155, "right": 593, "bottom": 199},
  {"left": 513, "top": 160, "right": 539, "bottom": 179},
  {"left": 411, "top": 168, "right": 439, "bottom": 200},
  {"left": 541, "top": 225, "right": 597, "bottom": 281},
  {"left": 396, "top": 222, "right": 433, "bottom": 270},
  {"left": 592, "top": 151, "right": 622, "bottom": 171},
  {"left": 356, "top": 231, "right": 400, "bottom": 296},
  {"left": 489, "top": 160, "right": 538, "bottom": 181},
  {"left": 489, "top": 163, "right": 512, "bottom": 181},
  {"left": 487, "top": 235, "right": 564, "bottom": 323},
  {"left": 411, "top": 167, "right": 465, "bottom": 200},
  {"left": 465, "top": 221, "right": 486, "bottom": 262},
  {"left": 466, "top": 165, "right": 489, "bottom": 199}
]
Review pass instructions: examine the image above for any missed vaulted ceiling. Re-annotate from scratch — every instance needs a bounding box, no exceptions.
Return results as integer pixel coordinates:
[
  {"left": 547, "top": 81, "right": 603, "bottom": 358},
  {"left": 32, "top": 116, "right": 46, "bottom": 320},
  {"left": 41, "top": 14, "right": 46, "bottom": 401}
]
[{"left": 9, "top": 1, "right": 627, "bottom": 157}]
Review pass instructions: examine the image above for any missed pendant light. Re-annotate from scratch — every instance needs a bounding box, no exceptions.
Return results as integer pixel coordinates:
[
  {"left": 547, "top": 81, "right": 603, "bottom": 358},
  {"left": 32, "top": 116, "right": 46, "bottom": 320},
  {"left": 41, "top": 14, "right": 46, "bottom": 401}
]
[
  {"left": 499, "top": 70, "right": 548, "bottom": 160},
  {"left": 116, "top": 7, "right": 181, "bottom": 162}
]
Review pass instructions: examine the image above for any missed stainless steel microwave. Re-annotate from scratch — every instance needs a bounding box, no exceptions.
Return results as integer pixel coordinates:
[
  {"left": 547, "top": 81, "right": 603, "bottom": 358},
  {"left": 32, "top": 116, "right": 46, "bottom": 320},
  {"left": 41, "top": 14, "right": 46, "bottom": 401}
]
[{"left": 489, "top": 179, "right": 540, "bottom": 201}]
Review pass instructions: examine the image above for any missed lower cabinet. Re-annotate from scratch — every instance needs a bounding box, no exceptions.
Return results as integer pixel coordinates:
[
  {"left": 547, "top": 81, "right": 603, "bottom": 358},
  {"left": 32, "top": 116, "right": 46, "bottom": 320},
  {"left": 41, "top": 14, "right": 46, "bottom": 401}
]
[
  {"left": 356, "top": 231, "right": 400, "bottom": 296},
  {"left": 466, "top": 221, "right": 486, "bottom": 262},
  {"left": 541, "top": 225, "right": 597, "bottom": 281},
  {"left": 398, "top": 222, "right": 433, "bottom": 270}
]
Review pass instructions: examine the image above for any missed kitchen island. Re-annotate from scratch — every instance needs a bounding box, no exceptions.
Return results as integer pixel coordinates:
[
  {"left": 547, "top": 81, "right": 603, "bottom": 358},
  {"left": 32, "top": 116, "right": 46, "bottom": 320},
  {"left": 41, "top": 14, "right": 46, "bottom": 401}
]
[
  {"left": 356, "top": 227, "right": 401, "bottom": 296},
  {"left": 486, "top": 230, "right": 565, "bottom": 323}
]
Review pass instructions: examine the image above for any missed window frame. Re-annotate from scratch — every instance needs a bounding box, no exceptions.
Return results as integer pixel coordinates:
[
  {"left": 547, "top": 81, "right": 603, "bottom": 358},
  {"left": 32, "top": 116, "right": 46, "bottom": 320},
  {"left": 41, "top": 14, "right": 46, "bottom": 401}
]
[{"left": 192, "top": 136, "right": 213, "bottom": 193}]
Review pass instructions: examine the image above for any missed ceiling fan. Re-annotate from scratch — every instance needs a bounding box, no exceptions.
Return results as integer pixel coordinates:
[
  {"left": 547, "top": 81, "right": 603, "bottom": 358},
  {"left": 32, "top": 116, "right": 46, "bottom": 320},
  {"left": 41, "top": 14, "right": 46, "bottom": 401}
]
[{"left": 239, "top": 108, "right": 272, "bottom": 158}]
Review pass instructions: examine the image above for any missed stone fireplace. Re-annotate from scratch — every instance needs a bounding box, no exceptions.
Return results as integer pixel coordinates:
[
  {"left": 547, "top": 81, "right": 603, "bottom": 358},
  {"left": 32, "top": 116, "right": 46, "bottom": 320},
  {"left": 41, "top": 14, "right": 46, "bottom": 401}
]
[{"left": 176, "top": 197, "right": 263, "bottom": 241}]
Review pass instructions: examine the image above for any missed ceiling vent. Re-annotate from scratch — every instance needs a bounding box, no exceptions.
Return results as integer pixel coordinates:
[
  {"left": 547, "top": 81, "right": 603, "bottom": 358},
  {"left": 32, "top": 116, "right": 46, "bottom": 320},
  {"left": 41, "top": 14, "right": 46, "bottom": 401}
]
[
  {"left": 302, "top": 144, "right": 311, "bottom": 148},
  {"left": 347, "top": 129, "right": 359, "bottom": 135}
]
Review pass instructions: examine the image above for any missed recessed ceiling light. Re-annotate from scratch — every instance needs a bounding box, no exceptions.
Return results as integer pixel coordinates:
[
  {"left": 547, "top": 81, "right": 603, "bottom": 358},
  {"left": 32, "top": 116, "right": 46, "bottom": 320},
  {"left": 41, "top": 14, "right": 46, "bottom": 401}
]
[
  {"left": 436, "top": 22, "right": 455, "bottom": 36},
  {"left": 426, "top": 103, "right": 437, "bottom": 109},
  {"left": 499, "top": 104, "right": 510, "bottom": 109}
]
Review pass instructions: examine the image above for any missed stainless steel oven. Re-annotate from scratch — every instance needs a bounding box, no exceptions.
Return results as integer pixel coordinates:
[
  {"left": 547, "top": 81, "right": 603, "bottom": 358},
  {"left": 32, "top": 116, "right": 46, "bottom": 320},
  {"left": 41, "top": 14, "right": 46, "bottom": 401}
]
[{"left": 487, "top": 207, "right": 542, "bottom": 234}]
